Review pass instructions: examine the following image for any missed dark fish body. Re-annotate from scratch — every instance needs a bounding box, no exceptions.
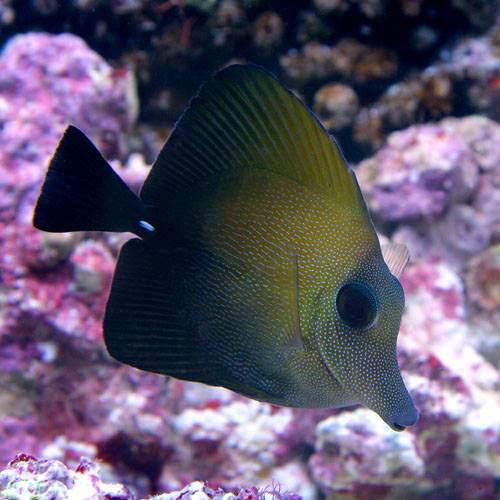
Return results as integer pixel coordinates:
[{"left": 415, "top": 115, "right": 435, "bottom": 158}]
[{"left": 33, "top": 65, "right": 418, "bottom": 430}]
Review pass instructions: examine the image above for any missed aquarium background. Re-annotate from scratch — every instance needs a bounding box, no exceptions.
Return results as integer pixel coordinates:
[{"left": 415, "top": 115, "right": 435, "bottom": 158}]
[{"left": 0, "top": 1, "right": 498, "bottom": 499}]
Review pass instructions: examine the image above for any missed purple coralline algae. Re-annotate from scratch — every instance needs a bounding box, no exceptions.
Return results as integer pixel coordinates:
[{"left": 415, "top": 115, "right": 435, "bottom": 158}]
[
  {"left": 354, "top": 22, "right": 499, "bottom": 148},
  {"left": 0, "top": 27, "right": 499, "bottom": 500},
  {"left": 357, "top": 116, "right": 499, "bottom": 269},
  {"left": 156, "top": 480, "right": 302, "bottom": 500},
  {"left": 356, "top": 113, "right": 500, "bottom": 365},
  {"left": 0, "top": 33, "right": 137, "bottom": 162},
  {"left": 0, "top": 32, "right": 173, "bottom": 498},
  {"left": 310, "top": 409, "right": 424, "bottom": 494},
  {"left": 0, "top": 31, "right": 137, "bottom": 341},
  {"left": 0, "top": 454, "right": 300, "bottom": 500},
  {"left": 356, "top": 115, "right": 499, "bottom": 224},
  {"left": 0, "top": 454, "right": 132, "bottom": 499},
  {"left": 160, "top": 399, "right": 316, "bottom": 498}
]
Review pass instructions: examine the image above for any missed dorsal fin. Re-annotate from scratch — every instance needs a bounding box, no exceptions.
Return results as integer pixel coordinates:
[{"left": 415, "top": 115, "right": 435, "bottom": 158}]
[
  {"left": 382, "top": 243, "right": 410, "bottom": 278},
  {"left": 140, "top": 64, "right": 370, "bottom": 221}
]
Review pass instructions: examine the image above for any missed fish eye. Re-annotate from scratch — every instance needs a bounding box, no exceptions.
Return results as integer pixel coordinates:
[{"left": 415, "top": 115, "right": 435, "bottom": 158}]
[{"left": 336, "top": 282, "right": 378, "bottom": 330}]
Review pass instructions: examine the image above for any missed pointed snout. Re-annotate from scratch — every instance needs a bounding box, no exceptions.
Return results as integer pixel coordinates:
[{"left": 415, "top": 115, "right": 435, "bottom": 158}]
[{"left": 389, "top": 404, "right": 419, "bottom": 431}]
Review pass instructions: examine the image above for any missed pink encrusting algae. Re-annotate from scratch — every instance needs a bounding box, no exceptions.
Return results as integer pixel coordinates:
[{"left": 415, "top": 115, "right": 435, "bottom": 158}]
[
  {"left": 0, "top": 453, "right": 302, "bottom": 500},
  {"left": 0, "top": 11, "right": 499, "bottom": 500}
]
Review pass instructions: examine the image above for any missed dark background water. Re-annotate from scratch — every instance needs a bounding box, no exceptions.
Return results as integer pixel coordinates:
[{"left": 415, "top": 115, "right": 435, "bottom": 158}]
[{"left": 1, "top": 0, "right": 496, "bottom": 162}]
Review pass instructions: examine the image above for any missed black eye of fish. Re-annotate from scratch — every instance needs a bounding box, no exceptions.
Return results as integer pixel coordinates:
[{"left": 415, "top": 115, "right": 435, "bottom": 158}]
[{"left": 336, "top": 282, "right": 378, "bottom": 330}]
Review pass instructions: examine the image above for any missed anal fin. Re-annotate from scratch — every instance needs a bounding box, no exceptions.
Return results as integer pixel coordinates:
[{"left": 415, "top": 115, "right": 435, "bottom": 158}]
[{"left": 103, "top": 238, "right": 214, "bottom": 383}]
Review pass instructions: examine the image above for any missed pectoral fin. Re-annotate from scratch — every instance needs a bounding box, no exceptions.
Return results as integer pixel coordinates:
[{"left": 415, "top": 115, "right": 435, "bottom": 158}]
[{"left": 382, "top": 243, "right": 410, "bottom": 278}]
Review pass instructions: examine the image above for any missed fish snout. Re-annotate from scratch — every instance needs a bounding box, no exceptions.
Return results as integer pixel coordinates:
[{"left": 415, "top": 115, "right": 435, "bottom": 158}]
[{"left": 390, "top": 405, "right": 419, "bottom": 431}]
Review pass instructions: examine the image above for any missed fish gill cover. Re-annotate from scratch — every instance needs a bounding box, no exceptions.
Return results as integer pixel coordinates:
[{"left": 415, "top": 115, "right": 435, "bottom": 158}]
[{"left": 0, "top": 2, "right": 499, "bottom": 499}]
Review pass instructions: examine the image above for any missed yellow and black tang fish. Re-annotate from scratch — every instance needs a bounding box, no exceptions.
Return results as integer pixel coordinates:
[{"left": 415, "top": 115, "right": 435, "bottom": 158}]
[{"left": 33, "top": 64, "right": 418, "bottom": 431}]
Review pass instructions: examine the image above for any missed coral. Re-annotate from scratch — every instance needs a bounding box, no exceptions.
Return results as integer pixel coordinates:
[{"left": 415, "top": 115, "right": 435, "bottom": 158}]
[
  {"left": 0, "top": 454, "right": 132, "bottom": 499},
  {"left": 398, "top": 262, "right": 499, "bottom": 496},
  {"left": 356, "top": 117, "right": 488, "bottom": 224},
  {"left": 357, "top": 116, "right": 499, "bottom": 242},
  {"left": 310, "top": 409, "right": 424, "bottom": 495},
  {"left": 252, "top": 11, "right": 284, "bottom": 50},
  {"left": 155, "top": 480, "right": 301, "bottom": 500},
  {"left": 400, "top": 256, "right": 495, "bottom": 378},
  {"left": 313, "top": 83, "right": 359, "bottom": 130},
  {"left": 0, "top": 455, "right": 303, "bottom": 500},
  {"left": 0, "top": 6, "right": 499, "bottom": 498},
  {"left": 280, "top": 39, "right": 398, "bottom": 85},
  {"left": 354, "top": 71, "right": 454, "bottom": 148},
  {"left": 159, "top": 399, "right": 316, "bottom": 498},
  {"left": 354, "top": 22, "right": 499, "bottom": 148},
  {"left": 0, "top": 33, "right": 137, "bottom": 161},
  {"left": 465, "top": 245, "right": 500, "bottom": 312}
]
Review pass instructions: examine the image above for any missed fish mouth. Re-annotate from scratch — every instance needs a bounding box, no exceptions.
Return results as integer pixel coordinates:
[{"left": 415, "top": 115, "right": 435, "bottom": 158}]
[
  {"left": 392, "top": 422, "right": 407, "bottom": 432},
  {"left": 390, "top": 406, "right": 419, "bottom": 432},
  {"left": 317, "top": 345, "right": 419, "bottom": 432}
]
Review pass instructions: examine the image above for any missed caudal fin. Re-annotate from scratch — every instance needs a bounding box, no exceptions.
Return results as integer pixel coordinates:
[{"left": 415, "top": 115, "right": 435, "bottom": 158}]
[{"left": 33, "top": 126, "right": 148, "bottom": 235}]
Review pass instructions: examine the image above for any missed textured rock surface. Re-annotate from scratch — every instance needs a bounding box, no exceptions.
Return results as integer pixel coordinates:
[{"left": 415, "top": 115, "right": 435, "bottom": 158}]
[
  {"left": 356, "top": 115, "right": 498, "bottom": 226},
  {"left": 0, "top": 454, "right": 132, "bottom": 499},
  {"left": 159, "top": 400, "right": 315, "bottom": 498},
  {"left": 0, "top": 454, "right": 301, "bottom": 500},
  {"left": 354, "top": 22, "right": 500, "bottom": 149},
  {"left": 313, "top": 83, "right": 359, "bottom": 130},
  {"left": 0, "top": 33, "right": 172, "bottom": 498},
  {"left": 280, "top": 39, "right": 398, "bottom": 85},
  {"left": 0, "top": 15, "right": 499, "bottom": 500},
  {"left": 310, "top": 409, "right": 424, "bottom": 494},
  {"left": 357, "top": 114, "right": 500, "bottom": 367},
  {"left": 1, "top": 0, "right": 496, "bottom": 162}
]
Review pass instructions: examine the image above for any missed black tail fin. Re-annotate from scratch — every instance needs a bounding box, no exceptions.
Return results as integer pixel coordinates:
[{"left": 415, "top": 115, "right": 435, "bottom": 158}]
[{"left": 33, "top": 126, "right": 148, "bottom": 235}]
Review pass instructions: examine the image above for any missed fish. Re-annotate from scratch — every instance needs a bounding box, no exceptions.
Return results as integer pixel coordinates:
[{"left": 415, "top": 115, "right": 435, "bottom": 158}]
[{"left": 33, "top": 64, "right": 418, "bottom": 431}]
